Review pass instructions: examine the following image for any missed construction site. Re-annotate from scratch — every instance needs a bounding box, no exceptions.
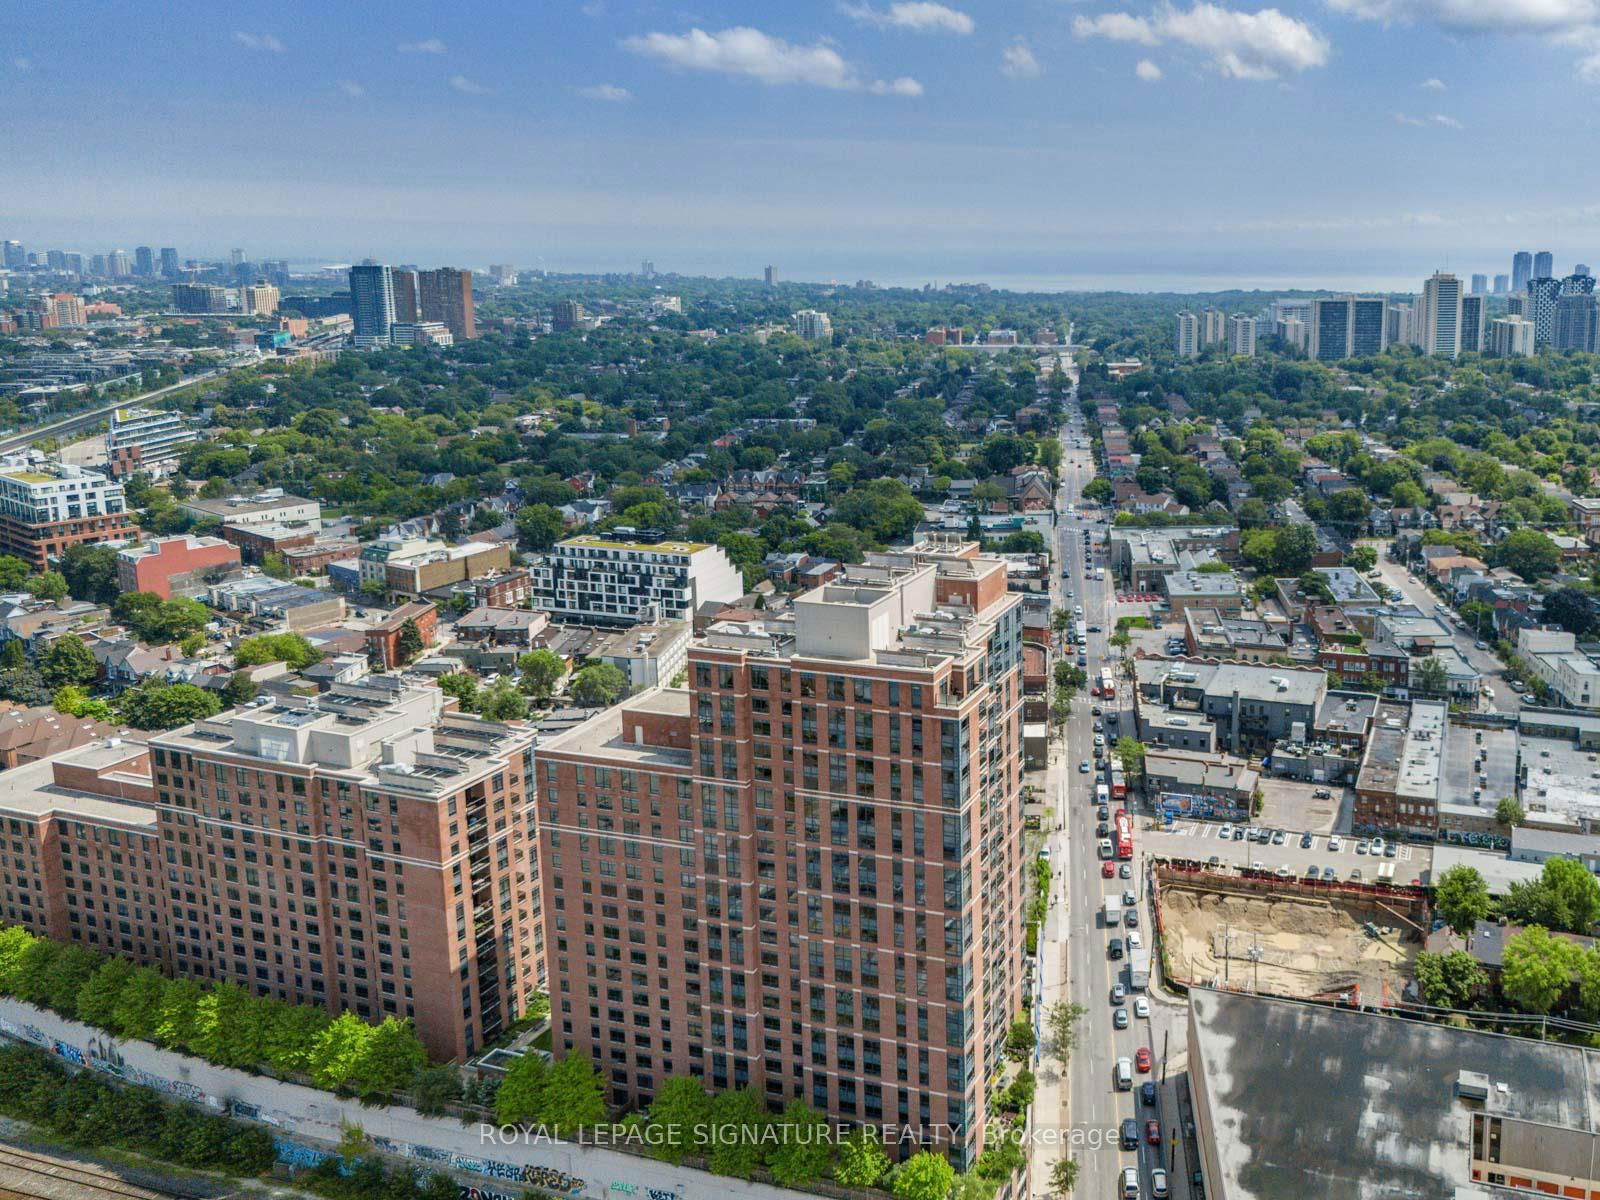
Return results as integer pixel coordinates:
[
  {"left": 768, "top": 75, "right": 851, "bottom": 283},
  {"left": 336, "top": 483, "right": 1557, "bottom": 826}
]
[{"left": 1153, "top": 865, "right": 1428, "bottom": 1003}]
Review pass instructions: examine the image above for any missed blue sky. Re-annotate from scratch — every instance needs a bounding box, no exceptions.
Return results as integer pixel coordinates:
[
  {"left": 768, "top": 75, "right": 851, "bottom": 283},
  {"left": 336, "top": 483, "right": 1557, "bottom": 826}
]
[{"left": 6, "top": 0, "right": 1600, "bottom": 289}]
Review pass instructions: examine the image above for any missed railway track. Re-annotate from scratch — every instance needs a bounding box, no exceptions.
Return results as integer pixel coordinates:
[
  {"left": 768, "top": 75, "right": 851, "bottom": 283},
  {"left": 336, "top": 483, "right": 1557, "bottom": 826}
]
[{"left": 0, "top": 1145, "right": 196, "bottom": 1200}]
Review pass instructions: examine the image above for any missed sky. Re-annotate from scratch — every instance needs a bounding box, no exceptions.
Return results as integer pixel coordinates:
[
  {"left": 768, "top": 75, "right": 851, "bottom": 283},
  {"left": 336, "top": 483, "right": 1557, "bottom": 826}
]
[{"left": 7, "top": 0, "right": 1600, "bottom": 290}]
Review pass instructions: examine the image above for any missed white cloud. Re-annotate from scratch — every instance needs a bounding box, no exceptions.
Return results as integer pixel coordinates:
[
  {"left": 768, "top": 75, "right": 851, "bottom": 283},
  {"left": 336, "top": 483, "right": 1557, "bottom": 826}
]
[
  {"left": 1001, "top": 41, "right": 1041, "bottom": 77},
  {"left": 337, "top": 79, "right": 366, "bottom": 97},
  {"left": 1136, "top": 57, "right": 1165, "bottom": 78},
  {"left": 839, "top": 2, "right": 975, "bottom": 34},
  {"left": 11, "top": 57, "right": 30, "bottom": 71},
  {"left": 623, "top": 25, "right": 919, "bottom": 94},
  {"left": 1420, "top": 75, "right": 1446, "bottom": 87},
  {"left": 398, "top": 38, "right": 446, "bottom": 54},
  {"left": 1394, "top": 110, "right": 1462, "bottom": 126},
  {"left": 1327, "top": 0, "right": 1600, "bottom": 33},
  {"left": 1073, "top": 3, "right": 1329, "bottom": 78},
  {"left": 579, "top": 83, "right": 633, "bottom": 100},
  {"left": 233, "top": 32, "right": 284, "bottom": 52},
  {"left": 449, "top": 74, "right": 492, "bottom": 95}
]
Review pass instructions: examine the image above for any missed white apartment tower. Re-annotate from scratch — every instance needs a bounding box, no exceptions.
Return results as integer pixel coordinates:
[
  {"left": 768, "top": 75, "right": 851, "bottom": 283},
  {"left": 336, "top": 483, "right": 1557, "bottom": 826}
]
[
  {"left": 1227, "top": 314, "right": 1257, "bottom": 357},
  {"left": 1174, "top": 311, "right": 1200, "bottom": 358},
  {"left": 1199, "top": 308, "right": 1227, "bottom": 347},
  {"left": 1420, "top": 272, "right": 1463, "bottom": 359},
  {"left": 794, "top": 309, "right": 833, "bottom": 342}
]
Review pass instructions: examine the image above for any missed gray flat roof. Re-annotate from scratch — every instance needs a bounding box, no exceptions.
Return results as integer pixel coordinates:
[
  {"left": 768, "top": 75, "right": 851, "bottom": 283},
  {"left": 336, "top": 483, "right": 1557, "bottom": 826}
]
[
  {"left": 1424, "top": 845, "right": 1545, "bottom": 894},
  {"left": 1190, "top": 987, "right": 1600, "bottom": 1200}
]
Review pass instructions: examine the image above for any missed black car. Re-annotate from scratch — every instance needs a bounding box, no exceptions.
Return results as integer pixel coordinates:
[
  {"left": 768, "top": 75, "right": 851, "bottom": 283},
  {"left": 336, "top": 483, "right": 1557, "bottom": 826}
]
[
  {"left": 1097, "top": 822, "right": 1110, "bottom": 837},
  {"left": 1120, "top": 1119, "right": 1139, "bottom": 1150},
  {"left": 1108, "top": 937, "right": 1124, "bottom": 960},
  {"left": 1141, "top": 1081, "right": 1157, "bottom": 1106},
  {"left": 1099, "top": 805, "right": 1110, "bottom": 820}
]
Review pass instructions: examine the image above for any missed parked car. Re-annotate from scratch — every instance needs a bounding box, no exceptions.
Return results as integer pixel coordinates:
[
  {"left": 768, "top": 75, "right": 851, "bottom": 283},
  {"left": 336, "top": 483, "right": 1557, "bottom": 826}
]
[
  {"left": 1300, "top": 832, "right": 1314, "bottom": 849},
  {"left": 1102, "top": 860, "right": 1116, "bottom": 878},
  {"left": 1313, "top": 787, "right": 1332, "bottom": 799},
  {"left": 1328, "top": 834, "right": 1343, "bottom": 852}
]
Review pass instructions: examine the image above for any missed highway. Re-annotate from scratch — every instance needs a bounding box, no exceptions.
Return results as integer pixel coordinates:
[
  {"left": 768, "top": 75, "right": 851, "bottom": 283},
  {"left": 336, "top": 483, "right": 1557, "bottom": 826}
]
[
  {"left": 0, "top": 365, "right": 239, "bottom": 455},
  {"left": 1031, "top": 396, "right": 1194, "bottom": 1200}
]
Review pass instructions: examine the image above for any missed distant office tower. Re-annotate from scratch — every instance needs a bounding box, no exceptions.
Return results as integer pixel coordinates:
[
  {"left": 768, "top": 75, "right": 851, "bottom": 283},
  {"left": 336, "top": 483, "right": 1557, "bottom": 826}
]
[
  {"left": 63, "top": 252, "right": 84, "bottom": 276},
  {"left": 1309, "top": 296, "right": 1389, "bottom": 361},
  {"left": 1275, "top": 317, "right": 1307, "bottom": 349},
  {"left": 107, "top": 249, "right": 131, "bottom": 278},
  {"left": 490, "top": 263, "right": 517, "bottom": 285},
  {"left": 239, "top": 283, "right": 279, "bottom": 316},
  {"left": 1554, "top": 293, "right": 1600, "bottom": 352},
  {"left": 1, "top": 241, "right": 22, "bottom": 270},
  {"left": 1270, "top": 298, "right": 1312, "bottom": 325},
  {"left": 133, "top": 246, "right": 154, "bottom": 277},
  {"left": 159, "top": 247, "right": 179, "bottom": 277},
  {"left": 418, "top": 267, "right": 476, "bottom": 340},
  {"left": 1512, "top": 251, "right": 1533, "bottom": 293},
  {"left": 1420, "top": 272, "right": 1462, "bottom": 358},
  {"left": 1460, "top": 295, "right": 1485, "bottom": 353},
  {"left": 640, "top": 259, "right": 655, "bottom": 279},
  {"left": 90, "top": 254, "right": 108, "bottom": 277},
  {"left": 764, "top": 265, "right": 775, "bottom": 287},
  {"left": 1199, "top": 308, "right": 1227, "bottom": 347},
  {"left": 1507, "top": 294, "right": 1530, "bottom": 318},
  {"left": 1527, "top": 277, "right": 1562, "bottom": 349},
  {"left": 551, "top": 299, "right": 587, "bottom": 331},
  {"left": 45, "top": 250, "right": 65, "bottom": 271},
  {"left": 230, "top": 248, "right": 246, "bottom": 266},
  {"left": 348, "top": 263, "right": 397, "bottom": 345},
  {"left": 1469, "top": 273, "right": 1487, "bottom": 295},
  {"left": 1174, "top": 311, "right": 1199, "bottom": 357},
  {"left": 1491, "top": 315, "right": 1536, "bottom": 356},
  {"left": 391, "top": 269, "right": 420, "bottom": 323},
  {"left": 1579, "top": 265, "right": 1593, "bottom": 277},
  {"left": 794, "top": 309, "right": 833, "bottom": 341},
  {"left": 1227, "top": 315, "right": 1257, "bottom": 357},
  {"left": 171, "top": 283, "right": 232, "bottom": 314},
  {"left": 1534, "top": 251, "right": 1554, "bottom": 280},
  {"left": 1564, "top": 272, "right": 1597, "bottom": 297},
  {"left": 1493, "top": 274, "right": 1509, "bottom": 295}
]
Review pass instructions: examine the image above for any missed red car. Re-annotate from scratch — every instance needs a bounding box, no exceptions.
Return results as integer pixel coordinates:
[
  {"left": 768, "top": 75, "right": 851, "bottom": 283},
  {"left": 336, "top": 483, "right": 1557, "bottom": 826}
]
[
  {"left": 1102, "top": 860, "right": 1116, "bottom": 878},
  {"left": 1146, "top": 1119, "right": 1161, "bottom": 1145},
  {"left": 1135, "top": 1047, "right": 1151, "bottom": 1072}
]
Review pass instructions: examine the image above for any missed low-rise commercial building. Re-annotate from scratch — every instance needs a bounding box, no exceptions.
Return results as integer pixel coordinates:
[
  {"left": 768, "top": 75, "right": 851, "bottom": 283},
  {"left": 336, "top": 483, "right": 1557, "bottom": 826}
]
[
  {"left": 1518, "top": 627, "right": 1600, "bottom": 709},
  {"left": 1134, "top": 659, "right": 1326, "bottom": 755},
  {"left": 592, "top": 619, "right": 690, "bottom": 690},
  {"left": 179, "top": 490, "right": 322, "bottom": 529},
  {"left": 383, "top": 541, "right": 511, "bottom": 599},
  {"left": 1353, "top": 698, "right": 1444, "bottom": 837},
  {"left": 365, "top": 601, "right": 438, "bottom": 669},
  {"left": 1161, "top": 569, "right": 1243, "bottom": 619},
  {"left": 116, "top": 534, "right": 243, "bottom": 598}
]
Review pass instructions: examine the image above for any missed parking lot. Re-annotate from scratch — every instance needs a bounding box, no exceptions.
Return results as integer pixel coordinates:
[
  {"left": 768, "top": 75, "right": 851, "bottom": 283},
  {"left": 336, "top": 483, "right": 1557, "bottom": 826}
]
[
  {"left": 1255, "top": 778, "right": 1347, "bottom": 834},
  {"left": 1139, "top": 819, "right": 1431, "bottom": 887}
]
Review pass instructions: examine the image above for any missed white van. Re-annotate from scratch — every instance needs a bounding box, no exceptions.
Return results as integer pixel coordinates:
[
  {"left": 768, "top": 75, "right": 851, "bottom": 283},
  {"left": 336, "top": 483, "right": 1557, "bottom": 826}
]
[{"left": 1115, "top": 1057, "right": 1133, "bottom": 1090}]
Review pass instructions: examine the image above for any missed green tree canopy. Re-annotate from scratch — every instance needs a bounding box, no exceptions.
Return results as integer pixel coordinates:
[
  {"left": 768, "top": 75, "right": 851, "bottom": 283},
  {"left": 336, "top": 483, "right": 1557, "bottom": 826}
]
[
  {"left": 518, "top": 648, "right": 566, "bottom": 698},
  {"left": 1413, "top": 949, "right": 1486, "bottom": 1009},
  {"left": 1499, "top": 925, "right": 1578, "bottom": 1014},
  {"left": 1433, "top": 865, "right": 1491, "bottom": 936},
  {"left": 39, "top": 634, "right": 99, "bottom": 686},
  {"left": 572, "top": 662, "right": 628, "bottom": 706},
  {"left": 235, "top": 632, "right": 322, "bottom": 670},
  {"left": 115, "top": 681, "right": 222, "bottom": 731},
  {"left": 892, "top": 1149, "right": 957, "bottom": 1200}
]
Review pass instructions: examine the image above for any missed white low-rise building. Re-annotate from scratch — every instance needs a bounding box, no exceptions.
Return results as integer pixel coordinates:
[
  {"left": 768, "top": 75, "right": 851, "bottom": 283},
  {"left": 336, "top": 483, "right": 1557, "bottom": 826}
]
[
  {"left": 526, "top": 533, "right": 743, "bottom": 626},
  {"left": 1518, "top": 627, "right": 1600, "bottom": 709}
]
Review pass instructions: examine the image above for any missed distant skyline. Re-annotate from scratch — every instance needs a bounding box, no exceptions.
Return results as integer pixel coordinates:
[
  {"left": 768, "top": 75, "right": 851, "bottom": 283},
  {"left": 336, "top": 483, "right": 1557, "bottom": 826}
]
[{"left": 10, "top": 1, "right": 1600, "bottom": 289}]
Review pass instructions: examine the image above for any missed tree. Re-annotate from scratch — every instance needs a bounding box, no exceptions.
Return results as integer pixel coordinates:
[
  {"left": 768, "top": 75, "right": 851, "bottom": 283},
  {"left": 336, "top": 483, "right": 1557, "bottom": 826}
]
[
  {"left": 1081, "top": 477, "right": 1113, "bottom": 505},
  {"left": 1496, "top": 529, "right": 1558, "bottom": 581},
  {"left": 1413, "top": 949, "right": 1486, "bottom": 1009},
  {"left": 1048, "top": 1157, "right": 1080, "bottom": 1196},
  {"left": 497, "top": 1053, "right": 548, "bottom": 1127},
  {"left": 410, "top": 1064, "right": 463, "bottom": 1117},
  {"left": 348, "top": 1016, "right": 427, "bottom": 1098},
  {"left": 110, "top": 966, "right": 169, "bottom": 1041},
  {"left": 394, "top": 618, "right": 426, "bottom": 666},
  {"left": 1543, "top": 588, "right": 1599, "bottom": 638},
  {"left": 437, "top": 672, "right": 480, "bottom": 712},
  {"left": 235, "top": 633, "right": 321, "bottom": 670},
  {"left": 1344, "top": 545, "right": 1377, "bottom": 573},
  {"left": 1499, "top": 926, "right": 1578, "bottom": 1014},
  {"left": 1496, "top": 796, "right": 1524, "bottom": 829},
  {"left": 706, "top": 1087, "right": 767, "bottom": 1179},
  {"left": 766, "top": 1099, "right": 832, "bottom": 1188},
  {"left": 0, "top": 640, "right": 24, "bottom": 670},
  {"left": 26, "top": 571, "right": 69, "bottom": 602},
  {"left": 1434, "top": 865, "right": 1491, "bottom": 937},
  {"left": 39, "top": 634, "right": 98, "bottom": 686},
  {"left": 836, "top": 1128, "right": 891, "bottom": 1188},
  {"left": 515, "top": 503, "right": 565, "bottom": 552},
  {"left": 892, "top": 1150, "right": 956, "bottom": 1200},
  {"left": 646, "top": 1076, "right": 711, "bottom": 1165},
  {"left": 0, "top": 555, "right": 31, "bottom": 591},
  {"left": 477, "top": 677, "right": 530, "bottom": 722},
  {"left": 1045, "top": 1000, "right": 1085, "bottom": 1065},
  {"left": 221, "top": 672, "right": 259, "bottom": 707},
  {"left": 1413, "top": 655, "right": 1449, "bottom": 697},
  {"left": 75, "top": 958, "right": 135, "bottom": 1029},
  {"left": 115, "top": 681, "right": 222, "bottom": 731},
  {"left": 0, "top": 667, "right": 59, "bottom": 707},
  {"left": 518, "top": 648, "right": 565, "bottom": 698},
  {"left": 1005, "top": 1015, "right": 1034, "bottom": 1060},
  {"left": 833, "top": 479, "right": 925, "bottom": 543},
  {"left": 1114, "top": 736, "right": 1145, "bottom": 780},
  {"left": 53, "top": 685, "right": 112, "bottom": 721},
  {"left": 572, "top": 662, "right": 628, "bottom": 706}
]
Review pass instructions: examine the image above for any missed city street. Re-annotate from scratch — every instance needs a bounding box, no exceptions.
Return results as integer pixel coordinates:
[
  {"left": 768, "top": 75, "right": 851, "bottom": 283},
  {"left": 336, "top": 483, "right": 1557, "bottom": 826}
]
[{"left": 1031, "top": 390, "right": 1194, "bottom": 1200}]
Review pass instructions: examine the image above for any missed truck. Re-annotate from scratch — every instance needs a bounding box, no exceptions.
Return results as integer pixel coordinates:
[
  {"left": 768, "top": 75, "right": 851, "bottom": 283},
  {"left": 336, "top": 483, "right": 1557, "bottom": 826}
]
[
  {"left": 1103, "top": 898, "right": 1122, "bottom": 927},
  {"left": 1129, "top": 947, "right": 1151, "bottom": 991}
]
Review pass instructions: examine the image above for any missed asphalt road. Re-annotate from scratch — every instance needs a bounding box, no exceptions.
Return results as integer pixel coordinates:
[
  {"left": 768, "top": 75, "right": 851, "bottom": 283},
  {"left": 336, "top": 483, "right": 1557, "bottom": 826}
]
[
  {"left": 1031, "top": 406, "right": 1192, "bottom": 1200},
  {"left": 0, "top": 365, "right": 239, "bottom": 454}
]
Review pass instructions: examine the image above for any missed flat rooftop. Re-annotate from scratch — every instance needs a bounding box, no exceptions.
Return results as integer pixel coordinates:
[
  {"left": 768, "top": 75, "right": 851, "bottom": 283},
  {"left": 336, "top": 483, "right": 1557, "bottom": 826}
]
[
  {"left": 1424, "top": 845, "right": 1544, "bottom": 894},
  {"left": 0, "top": 745, "right": 155, "bottom": 827},
  {"left": 1522, "top": 734, "right": 1600, "bottom": 826},
  {"left": 537, "top": 689, "right": 692, "bottom": 767},
  {"left": 557, "top": 534, "right": 711, "bottom": 555},
  {"left": 1190, "top": 987, "right": 1600, "bottom": 1200},
  {"left": 1441, "top": 722, "right": 1518, "bottom": 817}
]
